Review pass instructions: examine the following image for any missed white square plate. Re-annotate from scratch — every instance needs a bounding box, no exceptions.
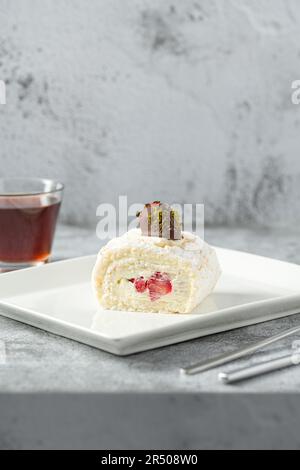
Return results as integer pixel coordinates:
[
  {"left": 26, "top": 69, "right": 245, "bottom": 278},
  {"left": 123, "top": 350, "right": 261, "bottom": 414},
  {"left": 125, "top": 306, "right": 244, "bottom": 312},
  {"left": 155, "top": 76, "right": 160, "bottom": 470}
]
[{"left": 1, "top": 248, "right": 300, "bottom": 355}]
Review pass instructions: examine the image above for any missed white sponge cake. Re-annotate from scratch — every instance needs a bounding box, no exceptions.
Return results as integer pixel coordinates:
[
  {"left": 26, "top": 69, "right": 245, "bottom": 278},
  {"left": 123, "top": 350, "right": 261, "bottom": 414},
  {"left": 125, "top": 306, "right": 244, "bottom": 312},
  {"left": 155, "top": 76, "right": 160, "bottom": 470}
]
[{"left": 92, "top": 227, "right": 221, "bottom": 314}]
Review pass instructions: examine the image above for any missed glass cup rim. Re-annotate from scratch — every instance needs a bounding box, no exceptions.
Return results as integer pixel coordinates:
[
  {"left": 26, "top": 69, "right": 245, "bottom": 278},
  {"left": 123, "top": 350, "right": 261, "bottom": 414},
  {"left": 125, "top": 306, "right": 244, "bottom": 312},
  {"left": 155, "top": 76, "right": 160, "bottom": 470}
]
[{"left": 0, "top": 177, "right": 64, "bottom": 197}]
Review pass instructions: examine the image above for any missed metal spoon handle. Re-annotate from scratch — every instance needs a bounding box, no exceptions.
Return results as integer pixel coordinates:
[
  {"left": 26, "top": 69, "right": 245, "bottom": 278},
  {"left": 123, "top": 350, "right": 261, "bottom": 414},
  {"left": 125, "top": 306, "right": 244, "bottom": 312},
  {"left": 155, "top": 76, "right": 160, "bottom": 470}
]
[
  {"left": 219, "top": 353, "right": 300, "bottom": 384},
  {"left": 181, "top": 324, "right": 300, "bottom": 375}
]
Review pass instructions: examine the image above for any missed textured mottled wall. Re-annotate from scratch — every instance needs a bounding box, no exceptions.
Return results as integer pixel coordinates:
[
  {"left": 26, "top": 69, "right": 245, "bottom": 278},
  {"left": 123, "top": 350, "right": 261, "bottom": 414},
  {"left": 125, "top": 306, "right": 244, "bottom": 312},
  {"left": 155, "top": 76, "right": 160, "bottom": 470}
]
[{"left": 0, "top": 0, "right": 300, "bottom": 228}]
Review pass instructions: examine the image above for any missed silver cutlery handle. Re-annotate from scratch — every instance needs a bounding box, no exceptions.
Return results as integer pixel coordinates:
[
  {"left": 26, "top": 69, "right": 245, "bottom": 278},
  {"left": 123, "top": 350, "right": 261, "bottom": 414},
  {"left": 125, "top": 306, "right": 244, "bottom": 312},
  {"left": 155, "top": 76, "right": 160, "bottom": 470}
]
[
  {"left": 219, "top": 353, "right": 300, "bottom": 384},
  {"left": 181, "top": 324, "right": 300, "bottom": 375}
]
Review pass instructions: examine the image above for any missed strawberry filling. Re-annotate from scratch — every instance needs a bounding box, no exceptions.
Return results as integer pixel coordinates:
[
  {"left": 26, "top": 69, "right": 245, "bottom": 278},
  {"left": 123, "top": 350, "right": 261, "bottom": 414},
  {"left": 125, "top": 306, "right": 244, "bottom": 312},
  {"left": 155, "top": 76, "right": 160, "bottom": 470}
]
[{"left": 128, "top": 272, "right": 172, "bottom": 301}]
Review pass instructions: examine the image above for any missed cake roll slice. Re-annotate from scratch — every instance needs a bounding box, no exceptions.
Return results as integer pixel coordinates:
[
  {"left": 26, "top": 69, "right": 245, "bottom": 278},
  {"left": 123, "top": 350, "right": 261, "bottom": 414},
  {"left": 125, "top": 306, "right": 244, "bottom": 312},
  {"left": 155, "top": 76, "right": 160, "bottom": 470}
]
[{"left": 92, "top": 228, "right": 221, "bottom": 314}]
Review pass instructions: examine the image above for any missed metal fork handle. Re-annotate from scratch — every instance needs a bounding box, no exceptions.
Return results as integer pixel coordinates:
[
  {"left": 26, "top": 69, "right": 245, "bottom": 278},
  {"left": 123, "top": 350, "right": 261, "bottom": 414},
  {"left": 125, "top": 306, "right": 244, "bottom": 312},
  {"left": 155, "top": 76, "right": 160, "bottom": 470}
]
[
  {"left": 181, "top": 324, "right": 300, "bottom": 375},
  {"left": 219, "top": 352, "right": 300, "bottom": 384}
]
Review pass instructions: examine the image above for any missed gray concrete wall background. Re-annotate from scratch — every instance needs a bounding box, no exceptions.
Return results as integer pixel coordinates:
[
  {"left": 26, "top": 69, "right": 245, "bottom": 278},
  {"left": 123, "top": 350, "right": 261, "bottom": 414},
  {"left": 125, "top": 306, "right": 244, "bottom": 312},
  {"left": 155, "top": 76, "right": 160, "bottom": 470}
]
[{"left": 0, "top": 0, "right": 300, "bottom": 228}]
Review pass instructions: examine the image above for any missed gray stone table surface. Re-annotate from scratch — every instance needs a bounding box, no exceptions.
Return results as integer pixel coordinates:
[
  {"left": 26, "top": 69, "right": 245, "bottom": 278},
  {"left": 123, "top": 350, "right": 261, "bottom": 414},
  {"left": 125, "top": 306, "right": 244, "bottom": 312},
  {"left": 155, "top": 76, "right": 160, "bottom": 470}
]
[{"left": 1, "top": 223, "right": 300, "bottom": 394}]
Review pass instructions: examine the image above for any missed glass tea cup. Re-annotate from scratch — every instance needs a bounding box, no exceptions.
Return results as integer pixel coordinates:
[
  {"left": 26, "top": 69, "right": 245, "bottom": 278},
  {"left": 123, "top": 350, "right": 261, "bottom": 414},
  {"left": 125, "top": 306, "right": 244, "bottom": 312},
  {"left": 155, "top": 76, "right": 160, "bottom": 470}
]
[{"left": 0, "top": 178, "right": 64, "bottom": 272}]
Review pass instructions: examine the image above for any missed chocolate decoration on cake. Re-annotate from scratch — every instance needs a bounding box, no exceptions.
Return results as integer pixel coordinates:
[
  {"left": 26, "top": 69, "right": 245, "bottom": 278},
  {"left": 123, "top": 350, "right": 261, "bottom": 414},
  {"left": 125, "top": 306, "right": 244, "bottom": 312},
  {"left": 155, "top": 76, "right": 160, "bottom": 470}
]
[{"left": 137, "top": 201, "right": 182, "bottom": 240}]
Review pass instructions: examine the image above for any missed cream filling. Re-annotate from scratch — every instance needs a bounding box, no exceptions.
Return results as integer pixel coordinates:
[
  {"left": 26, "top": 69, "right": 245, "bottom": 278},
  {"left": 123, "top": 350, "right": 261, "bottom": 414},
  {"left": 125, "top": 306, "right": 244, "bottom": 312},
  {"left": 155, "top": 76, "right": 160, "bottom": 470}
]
[{"left": 100, "top": 256, "right": 194, "bottom": 313}]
